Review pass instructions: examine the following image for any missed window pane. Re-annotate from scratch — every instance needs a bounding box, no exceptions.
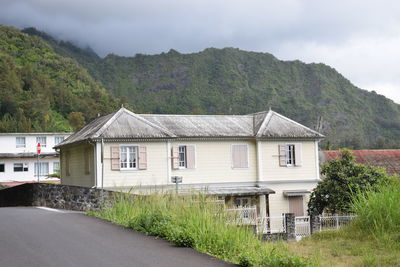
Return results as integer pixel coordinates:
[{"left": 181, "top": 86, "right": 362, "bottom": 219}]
[
  {"left": 0, "top": 164, "right": 4, "bottom": 172},
  {"left": 179, "top": 146, "right": 186, "bottom": 167},
  {"left": 55, "top": 137, "right": 64, "bottom": 145},
  {"left": 37, "top": 137, "right": 47, "bottom": 147},
  {"left": 14, "top": 163, "right": 23, "bottom": 172},
  {"left": 16, "top": 137, "right": 25, "bottom": 148},
  {"left": 53, "top": 162, "right": 60, "bottom": 172}
]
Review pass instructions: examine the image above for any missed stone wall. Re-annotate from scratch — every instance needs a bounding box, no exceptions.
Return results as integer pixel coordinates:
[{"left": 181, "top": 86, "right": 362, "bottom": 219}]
[{"left": 0, "top": 183, "right": 117, "bottom": 211}]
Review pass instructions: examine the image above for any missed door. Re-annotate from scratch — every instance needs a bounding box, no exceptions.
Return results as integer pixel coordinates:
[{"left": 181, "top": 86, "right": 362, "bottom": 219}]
[{"left": 289, "top": 196, "right": 304, "bottom": 216}]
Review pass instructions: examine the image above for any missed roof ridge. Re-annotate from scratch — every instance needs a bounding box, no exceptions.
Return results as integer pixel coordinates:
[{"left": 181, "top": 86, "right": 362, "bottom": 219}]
[
  {"left": 140, "top": 114, "right": 253, "bottom": 117},
  {"left": 270, "top": 111, "right": 324, "bottom": 137},
  {"left": 93, "top": 110, "right": 124, "bottom": 138},
  {"left": 255, "top": 110, "right": 274, "bottom": 137}
]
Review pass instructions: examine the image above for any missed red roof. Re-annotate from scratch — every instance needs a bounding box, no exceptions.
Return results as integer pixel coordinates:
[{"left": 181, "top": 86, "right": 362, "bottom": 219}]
[{"left": 321, "top": 150, "right": 400, "bottom": 176}]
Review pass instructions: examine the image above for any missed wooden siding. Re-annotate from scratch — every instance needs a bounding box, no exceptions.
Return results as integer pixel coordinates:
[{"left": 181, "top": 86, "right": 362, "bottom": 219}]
[
  {"left": 261, "top": 141, "right": 318, "bottom": 181},
  {"left": 60, "top": 143, "right": 95, "bottom": 187}
]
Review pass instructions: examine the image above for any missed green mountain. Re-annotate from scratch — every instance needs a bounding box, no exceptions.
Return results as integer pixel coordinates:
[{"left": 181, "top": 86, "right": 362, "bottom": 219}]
[
  {"left": 8, "top": 26, "right": 400, "bottom": 149},
  {"left": 0, "top": 25, "right": 118, "bottom": 132}
]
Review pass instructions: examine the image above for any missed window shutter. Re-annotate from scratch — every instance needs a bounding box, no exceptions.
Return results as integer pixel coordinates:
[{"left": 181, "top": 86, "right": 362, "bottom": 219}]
[
  {"left": 138, "top": 146, "right": 147, "bottom": 170},
  {"left": 294, "top": 143, "right": 302, "bottom": 166},
  {"left": 186, "top": 145, "right": 196, "bottom": 169},
  {"left": 232, "top": 145, "right": 248, "bottom": 168},
  {"left": 279, "top": 144, "right": 287, "bottom": 167},
  {"left": 111, "top": 146, "right": 120, "bottom": 170},
  {"left": 171, "top": 146, "right": 179, "bottom": 169}
]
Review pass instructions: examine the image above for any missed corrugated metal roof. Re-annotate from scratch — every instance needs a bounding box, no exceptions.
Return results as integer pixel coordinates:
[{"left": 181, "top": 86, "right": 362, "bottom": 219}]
[
  {"left": 320, "top": 150, "right": 400, "bottom": 176},
  {"left": 56, "top": 107, "right": 324, "bottom": 147}
]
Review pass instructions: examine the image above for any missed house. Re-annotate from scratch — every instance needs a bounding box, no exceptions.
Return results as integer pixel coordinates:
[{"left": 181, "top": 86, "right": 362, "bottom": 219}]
[
  {"left": 320, "top": 149, "right": 400, "bottom": 176},
  {"left": 0, "top": 132, "right": 72, "bottom": 185},
  {"left": 55, "top": 108, "right": 324, "bottom": 217}
]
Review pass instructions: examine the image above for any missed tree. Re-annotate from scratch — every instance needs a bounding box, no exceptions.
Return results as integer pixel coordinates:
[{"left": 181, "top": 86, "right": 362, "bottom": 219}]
[
  {"left": 68, "top": 112, "right": 85, "bottom": 131},
  {"left": 308, "top": 149, "right": 390, "bottom": 215}
]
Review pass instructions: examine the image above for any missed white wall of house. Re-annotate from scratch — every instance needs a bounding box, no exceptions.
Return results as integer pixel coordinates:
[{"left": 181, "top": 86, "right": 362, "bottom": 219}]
[
  {"left": 0, "top": 133, "right": 71, "bottom": 182},
  {"left": 0, "top": 158, "right": 61, "bottom": 182}
]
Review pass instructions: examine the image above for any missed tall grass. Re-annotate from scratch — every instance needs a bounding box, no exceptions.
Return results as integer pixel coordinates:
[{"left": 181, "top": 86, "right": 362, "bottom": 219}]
[
  {"left": 351, "top": 179, "right": 400, "bottom": 244},
  {"left": 89, "top": 192, "right": 307, "bottom": 267}
]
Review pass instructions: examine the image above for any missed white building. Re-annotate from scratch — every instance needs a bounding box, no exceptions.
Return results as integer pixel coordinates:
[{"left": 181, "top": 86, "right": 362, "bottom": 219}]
[
  {"left": 57, "top": 108, "right": 324, "bottom": 217},
  {"left": 0, "top": 133, "right": 72, "bottom": 183}
]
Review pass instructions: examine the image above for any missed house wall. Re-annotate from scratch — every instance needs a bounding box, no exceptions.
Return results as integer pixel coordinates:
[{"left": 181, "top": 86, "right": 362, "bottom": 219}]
[
  {"left": 267, "top": 182, "right": 316, "bottom": 217},
  {"left": 261, "top": 140, "right": 319, "bottom": 181},
  {"left": 60, "top": 143, "right": 95, "bottom": 187},
  {"left": 0, "top": 133, "right": 70, "bottom": 154},
  {"left": 0, "top": 157, "right": 60, "bottom": 182}
]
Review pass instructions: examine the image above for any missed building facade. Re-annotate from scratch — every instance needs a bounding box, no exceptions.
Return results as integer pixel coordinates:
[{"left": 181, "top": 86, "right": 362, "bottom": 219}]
[
  {"left": 0, "top": 133, "right": 72, "bottom": 183},
  {"left": 56, "top": 108, "right": 323, "bottom": 217}
]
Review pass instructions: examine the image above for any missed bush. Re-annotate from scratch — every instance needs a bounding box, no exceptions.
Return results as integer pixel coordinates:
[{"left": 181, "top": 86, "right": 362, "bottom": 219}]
[{"left": 90, "top": 192, "right": 308, "bottom": 266}]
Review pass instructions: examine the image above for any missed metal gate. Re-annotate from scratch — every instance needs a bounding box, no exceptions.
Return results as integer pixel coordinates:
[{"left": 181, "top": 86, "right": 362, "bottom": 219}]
[{"left": 295, "top": 216, "right": 310, "bottom": 239}]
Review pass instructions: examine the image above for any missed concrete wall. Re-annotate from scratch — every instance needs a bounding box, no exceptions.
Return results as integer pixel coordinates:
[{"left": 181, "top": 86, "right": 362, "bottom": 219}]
[{"left": 0, "top": 133, "right": 70, "bottom": 154}]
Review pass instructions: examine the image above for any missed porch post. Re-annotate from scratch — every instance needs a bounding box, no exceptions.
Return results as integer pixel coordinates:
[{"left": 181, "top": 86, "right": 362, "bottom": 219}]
[{"left": 259, "top": 195, "right": 267, "bottom": 218}]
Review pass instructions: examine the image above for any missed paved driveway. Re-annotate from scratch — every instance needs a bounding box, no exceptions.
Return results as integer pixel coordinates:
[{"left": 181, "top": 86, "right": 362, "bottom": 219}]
[{"left": 0, "top": 207, "right": 234, "bottom": 267}]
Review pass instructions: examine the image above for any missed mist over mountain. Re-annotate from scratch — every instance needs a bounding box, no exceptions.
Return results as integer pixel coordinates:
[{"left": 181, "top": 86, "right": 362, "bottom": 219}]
[{"left": 3, "top": 26, "right": 400, "bottom": 148}]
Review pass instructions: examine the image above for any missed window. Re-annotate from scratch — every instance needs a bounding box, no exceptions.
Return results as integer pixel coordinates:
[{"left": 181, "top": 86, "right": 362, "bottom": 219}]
[
  {"left": 53, "top": 162, "right": 60, "bottom": 172},
  {"left": 286, "top": 144, "right": 295, "bottom": 165},
  {"left": 232, "top": 144, "right": 249, "bottom": 169},
  {"left": 16, "top": 137, "right": 26, "bottom": 148},
  {"left": 34, "top": 162, "right": 49, "bottom": 177},
  {"left": 120, "top": 146, "right": 137, "bottom": 169},
  {"left": 234, "top": 197, "right": 251, "bottom": 207},
  {"left": 0, "top": 164, "right": 4, "bottom": 172},
  {"left": 55, "top": 136, "right": 64, "bottom": 145},
  {"left": 14, "top": 163, "right": 28, "bottom": 172},
  {"left": 36, "top": 137, "right": 46, "bottom": 147},
  {"left": 178, "top": 145, "right": 186, "bottom": 168}
]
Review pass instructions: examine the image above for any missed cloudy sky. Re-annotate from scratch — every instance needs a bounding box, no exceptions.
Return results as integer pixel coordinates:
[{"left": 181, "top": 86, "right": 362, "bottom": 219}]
[{"left": 1, "top": 0, "right": 400, "bottom": 103}]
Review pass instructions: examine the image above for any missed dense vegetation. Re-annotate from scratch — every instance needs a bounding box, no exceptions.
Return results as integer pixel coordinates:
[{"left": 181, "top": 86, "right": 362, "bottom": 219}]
[
  {"left": 290, "top": 179, "right": 400, "bottom": 266},
  {"left": 3, "top": 25, "right": 400, "bottom": 149},
  {"left": 308, "top": 149, "right": 391, "bottom": 215},
  {"left": 90, "top": 193, "right": 307, "bottom": 267},
  {"left": 0, "top": 25, "right": 118, "bottom": 132}
]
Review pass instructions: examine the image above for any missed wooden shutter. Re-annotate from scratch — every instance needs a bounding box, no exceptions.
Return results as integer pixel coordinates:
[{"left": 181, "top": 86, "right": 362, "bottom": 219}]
[
  {"left": 289, "top": 196, "right": 304, "bottom": 216},
  {"left": 232, "top": 145, "right": 248, "bottom": 168},
  {"left": 138, "top": 146, "right": 147, "bottom": 170},
  {"left": 110, "top": 146, "right": 120, "bottom": 170},
  {"left": 278, "top": 144, "right": 287, "bottom": 167},
  {"left": 171, "top": 146, "right": 179, "bottom": 169},
  {"left": 294, "top": 143, "right": 302, "bottom": 166},
  {"left": 186, "top": 145, "right": 196, "bottom": 169}
]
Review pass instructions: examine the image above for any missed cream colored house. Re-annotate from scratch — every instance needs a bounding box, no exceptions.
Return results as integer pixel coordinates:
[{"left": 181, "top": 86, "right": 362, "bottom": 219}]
[{"left": 55, "top": 107, "right": 323, "bottom": 217}]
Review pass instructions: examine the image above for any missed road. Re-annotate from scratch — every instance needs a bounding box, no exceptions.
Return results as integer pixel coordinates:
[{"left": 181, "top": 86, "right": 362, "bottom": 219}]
[{"left": 0, "top": 207, "right": 234, "bottom": 267}]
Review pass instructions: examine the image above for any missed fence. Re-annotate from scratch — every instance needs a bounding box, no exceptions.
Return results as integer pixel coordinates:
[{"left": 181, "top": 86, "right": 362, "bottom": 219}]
[
  {"left": 320, "top": 214, "right": 355, "bottom": 231},
  {"left": 257, "top": 215, "right": 286, "bottom": 234},
  {"left": 295, "top": 216, "right": 311, "bottom": 239},
  {"left": 226, "top": 205, "right": 258, "bottom": 225}
]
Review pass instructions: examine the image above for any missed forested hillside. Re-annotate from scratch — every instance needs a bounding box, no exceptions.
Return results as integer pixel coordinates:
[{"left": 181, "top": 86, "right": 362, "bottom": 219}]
[
  {"left": 0, "top": 25, "right": 118, "bottom": 132},
  {"left": 7, "top": 26, "right": 400, "bottom": 148}
]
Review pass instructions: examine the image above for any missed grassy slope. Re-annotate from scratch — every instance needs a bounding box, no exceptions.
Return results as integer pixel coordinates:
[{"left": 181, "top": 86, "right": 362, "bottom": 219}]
[{"left": 0, "top": 25, "right": 118, "bottom": 132}]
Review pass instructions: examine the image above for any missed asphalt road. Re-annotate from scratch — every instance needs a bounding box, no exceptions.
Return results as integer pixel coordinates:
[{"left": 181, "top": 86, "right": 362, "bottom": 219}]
[{"left": 0, "top": 207, "right": 234, "bottom": 267}]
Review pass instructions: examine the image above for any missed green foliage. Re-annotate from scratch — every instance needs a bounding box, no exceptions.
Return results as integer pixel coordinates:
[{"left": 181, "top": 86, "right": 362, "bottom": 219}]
[
  {"left": 89, "top": 192, "right": 308, "bottom": 267},
  {"left": 351, "top": 178, "right": 400, "bottom": 242},
  {"left": 0, "top": 25, "right": 118, "bottom": 132},
  {"left": 308, "top": 149, "right": 390, "bottom": 215}
]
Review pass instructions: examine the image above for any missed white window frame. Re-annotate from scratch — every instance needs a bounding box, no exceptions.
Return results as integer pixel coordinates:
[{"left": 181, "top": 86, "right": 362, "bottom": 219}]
[
  {"left": 54, "top": 136, "right": 65, "bottom": 145},
  {"left": 0, "top": 163, "right": 4, "bottom": 173},
  {"left": 14, "top": 163, "right": 28, "bottom": 172},
  {"left": 120, "top": 145, "right": 138, "bottom": 170},
  {"left": 35, "top": 162, "right": 49, "bottom": 177},
  {"left": 178, "top": 145, "right": 187, "bottom": 169},
  {"left": 231, "top": 144, "right": 249, "bottom": 169},
  {"left": 286, "top": 144, "right": 296, "bottom": 166},
  {"left": 53, "top": 162, "right": 60, "bottom": 172},
  {"left": 36, "top": 137, "right": 47, "bottom": 147},
  {"left": 16, "top": 137, "right": 26, "bottom": 148}
]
